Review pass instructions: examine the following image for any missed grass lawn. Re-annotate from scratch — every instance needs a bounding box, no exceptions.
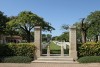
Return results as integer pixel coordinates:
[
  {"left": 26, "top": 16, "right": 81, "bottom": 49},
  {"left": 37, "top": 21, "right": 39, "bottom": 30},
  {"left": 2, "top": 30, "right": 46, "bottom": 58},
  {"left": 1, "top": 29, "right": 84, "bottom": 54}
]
[
  {"left": 49, "top": 42, "right": 61, "bottom": 54},
  {"left": 49, "top": 42, "right": 61, "bottom": 50},
  {"left": 42, "top": 41, "right": 69, "bottom": 54}
]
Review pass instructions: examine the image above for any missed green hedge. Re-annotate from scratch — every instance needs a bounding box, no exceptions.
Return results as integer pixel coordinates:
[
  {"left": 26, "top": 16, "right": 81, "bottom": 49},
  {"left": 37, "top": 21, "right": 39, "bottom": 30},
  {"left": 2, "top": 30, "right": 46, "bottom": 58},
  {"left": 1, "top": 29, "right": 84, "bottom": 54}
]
[
  {"left": 0, "top": 44, "right": 13, "bottom": 57},
  {"left": 78, "top": 42, "right": 100, "bottom": 57},
  {"left": 3, "top": 56, "right": 32, "bottom": 63},
  {"left": 78, "top": 56, "right": 100, "bottom": 63},
  {"left": 0, "top": 43, "right": 35, "bottom": 58}
]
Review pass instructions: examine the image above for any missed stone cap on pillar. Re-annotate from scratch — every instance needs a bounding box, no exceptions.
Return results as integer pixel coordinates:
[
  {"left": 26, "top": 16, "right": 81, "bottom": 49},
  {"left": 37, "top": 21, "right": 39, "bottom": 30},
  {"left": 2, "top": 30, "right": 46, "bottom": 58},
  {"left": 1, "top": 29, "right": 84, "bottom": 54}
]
[
  {"left": 34, "top": 26, "right": 41, "bottom": 28},
  {"left": 34, "top": 26, "right": 42, "bottom": 30},
  {"left": 69, "top": 26, "right": 76, "bottom": 29}
]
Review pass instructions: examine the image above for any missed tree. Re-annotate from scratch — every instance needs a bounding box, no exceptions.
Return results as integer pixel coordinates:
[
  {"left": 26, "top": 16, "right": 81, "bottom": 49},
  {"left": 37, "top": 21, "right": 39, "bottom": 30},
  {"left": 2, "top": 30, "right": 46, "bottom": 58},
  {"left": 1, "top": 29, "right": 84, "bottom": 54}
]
[
  {"left": 61, "top": 24, "right": 69, "bottom": 30},
  {"left": 47, "top": 34, "right": 52, "bottom": 42},
  {"left": 42, "top": 34, "right": 47, "bottom": 42},
  {"left": 80, "top": 18, "right": 90, "bottom": 43},
  {"left": 60, "top": 24, "right": 70, "bottom": 42},
  {"left": 6, "top": 16, "right": 19, "bottom": 36},
  {"left": 7, "top": 11, "right": 55, "bottom": 42},
  {"left": 73, "top": 18, "right": 91, "bottom": 43},
  {"left": 42, "top": 34, "right": 52, "bottom": 42},
  {"left": 60, "top": 32, "right": 69, "bottom": 42},
  {"left": 0, "top": 11, "right": 8, "bottom": 34},
  {"left": 87, "top": 11, "right": 100, "bottom": 42},
  {"left": 0, "top": 11, "right": 9, "bottom": 44}
]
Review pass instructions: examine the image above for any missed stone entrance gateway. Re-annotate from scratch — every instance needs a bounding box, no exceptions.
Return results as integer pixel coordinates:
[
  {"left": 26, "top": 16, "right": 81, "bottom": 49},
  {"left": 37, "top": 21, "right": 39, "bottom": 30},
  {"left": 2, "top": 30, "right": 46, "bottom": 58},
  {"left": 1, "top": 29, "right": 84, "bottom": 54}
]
[{"left": 34, "top": 26, "right": 77, "bottom": 62}]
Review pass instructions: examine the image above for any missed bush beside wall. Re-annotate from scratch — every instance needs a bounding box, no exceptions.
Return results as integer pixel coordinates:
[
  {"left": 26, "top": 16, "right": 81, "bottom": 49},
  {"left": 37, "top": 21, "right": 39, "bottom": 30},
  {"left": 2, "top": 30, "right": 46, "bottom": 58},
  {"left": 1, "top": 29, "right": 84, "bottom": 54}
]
[
  {"left": 0, "top": 43, "right": 35, "bottom": 58},
  {"left": 78, "top": 42, "right": 100, "bottom": 57}
]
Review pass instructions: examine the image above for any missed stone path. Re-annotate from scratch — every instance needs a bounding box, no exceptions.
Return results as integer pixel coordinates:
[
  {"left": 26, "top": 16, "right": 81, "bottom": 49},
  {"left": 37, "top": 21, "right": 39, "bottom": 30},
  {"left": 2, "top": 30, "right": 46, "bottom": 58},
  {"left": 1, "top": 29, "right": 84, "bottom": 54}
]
[{"left": 0, "top": 63, "right": 100, "bottom": 67}]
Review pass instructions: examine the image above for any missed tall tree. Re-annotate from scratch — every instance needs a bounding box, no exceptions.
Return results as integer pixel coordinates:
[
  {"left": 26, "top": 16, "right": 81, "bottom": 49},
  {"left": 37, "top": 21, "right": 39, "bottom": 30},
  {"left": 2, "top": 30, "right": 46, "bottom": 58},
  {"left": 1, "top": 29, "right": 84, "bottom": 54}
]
[
  {"left": 60, "top": 32, "right": 69, "bottom": 42},
  {"left": 80, "top": 18, "right": 89, "bottom": 43},
  {"left": 7, "top": 11, "right": 55, "bottom": 42},
  {"left": 6, "top": 16, "right": 19, "bottom": 36},
  {"left": 0, "top": 11, "right": 8, "bottom": 34},
  {"left": 73, "top": 18, "right": 91, "bottom": 43},
  {"left": 87, "top": 11, "right": 100, "bottom": 42}
]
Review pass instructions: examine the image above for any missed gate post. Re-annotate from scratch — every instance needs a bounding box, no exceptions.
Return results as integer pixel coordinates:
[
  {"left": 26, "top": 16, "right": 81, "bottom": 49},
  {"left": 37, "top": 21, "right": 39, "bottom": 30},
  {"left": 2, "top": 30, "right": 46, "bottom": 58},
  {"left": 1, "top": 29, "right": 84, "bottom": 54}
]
[
  {"left": 69, "top": 26, "right": 77, "bottom": 60},
  {"left": 34, "top": 26, "right": 42, "bottom": 59}
]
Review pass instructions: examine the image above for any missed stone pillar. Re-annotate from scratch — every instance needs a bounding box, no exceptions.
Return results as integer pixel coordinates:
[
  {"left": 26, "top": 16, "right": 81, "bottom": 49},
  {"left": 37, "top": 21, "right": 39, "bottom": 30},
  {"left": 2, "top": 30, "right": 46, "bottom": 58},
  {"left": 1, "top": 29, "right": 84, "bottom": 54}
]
[
  {"left": 0, "top": 34, "right": 6, "bottom": 44},
  {"left": 98, "top": 35, "right": 100, "bottom": 41},
  {"left": 47, "top": 45, "right": 50, "bottom": 56},
  {"left": 34, "top": 26, "right": 42, "bottom": 59},
  {"left": 61, "top": 44, "right": 64, "bottom": 56},
  {"left": 69, "top": 26, "right": 77, "bottom": 60}
]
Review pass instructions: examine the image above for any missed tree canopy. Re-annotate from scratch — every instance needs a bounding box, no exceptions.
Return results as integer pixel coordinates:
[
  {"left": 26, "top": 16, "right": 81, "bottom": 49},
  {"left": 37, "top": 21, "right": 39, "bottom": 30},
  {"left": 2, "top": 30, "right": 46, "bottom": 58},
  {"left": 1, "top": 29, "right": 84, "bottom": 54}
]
[
  {"left": 87, "top": 11, "right": 100, "bottom": 42},
  {"left": 0, "top": 11, "right": 8, "bottom": 34},
  {"left": 7, "top": 11, "right": 55, "bottom": 42},
  {"left": 73, "top": 11, "right": 100, "bottom": 43}
]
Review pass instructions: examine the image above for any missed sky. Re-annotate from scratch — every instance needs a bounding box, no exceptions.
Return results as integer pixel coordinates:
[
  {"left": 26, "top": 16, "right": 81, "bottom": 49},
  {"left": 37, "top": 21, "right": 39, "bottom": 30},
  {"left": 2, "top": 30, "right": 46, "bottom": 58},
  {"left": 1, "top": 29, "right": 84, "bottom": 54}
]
[{"left": 0, "top": 0, "right": 100, "bottom": 36}]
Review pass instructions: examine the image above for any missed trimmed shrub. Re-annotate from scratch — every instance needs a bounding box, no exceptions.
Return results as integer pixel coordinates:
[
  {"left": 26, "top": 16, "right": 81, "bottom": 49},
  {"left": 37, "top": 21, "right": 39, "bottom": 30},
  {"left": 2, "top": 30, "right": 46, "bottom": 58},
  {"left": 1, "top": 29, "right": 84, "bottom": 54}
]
[
  {"left": 97, "top": 41, "right": 100, "bottom": 44},
  {"left": 78, "top": 42, "right": 100, "bottom": 57},
  {"left": 78, "top": 56, "right": 100, "bottom": 63},
  {"left": 8, "top": 43, "right": 35, "bottom": 58},
  {"left": 0, "top": 43, "right": 35, "bottom": 58},
  {"left": 0, "top": 44, "right": 13, "bottom": 56},
  {"left": 3, "top": 56, "right": 32, "bottom": 63}
]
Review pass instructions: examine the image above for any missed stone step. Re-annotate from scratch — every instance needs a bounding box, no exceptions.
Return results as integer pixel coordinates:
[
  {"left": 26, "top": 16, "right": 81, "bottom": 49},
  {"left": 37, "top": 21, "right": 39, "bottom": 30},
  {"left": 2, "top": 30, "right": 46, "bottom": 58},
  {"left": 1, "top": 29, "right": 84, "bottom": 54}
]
[
  {"left": 39, "top": 56, "right": 70, "bottom": 58},
  {"left": 32, "top": 56, "right": 78, "bottom": 63},
  {"left": 37, "top": 57, "right": 73, "bottom": 61},
  {"left": 32, "top": 60, "right": 78, "bottom": 64}
]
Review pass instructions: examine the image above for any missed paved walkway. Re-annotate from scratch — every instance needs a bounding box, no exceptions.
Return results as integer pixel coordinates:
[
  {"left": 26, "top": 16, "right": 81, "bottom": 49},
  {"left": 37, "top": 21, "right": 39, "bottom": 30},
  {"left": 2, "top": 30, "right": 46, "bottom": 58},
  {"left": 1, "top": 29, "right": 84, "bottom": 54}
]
[{"left": 0, "top": 63, "right": 100, "bottom": 67}]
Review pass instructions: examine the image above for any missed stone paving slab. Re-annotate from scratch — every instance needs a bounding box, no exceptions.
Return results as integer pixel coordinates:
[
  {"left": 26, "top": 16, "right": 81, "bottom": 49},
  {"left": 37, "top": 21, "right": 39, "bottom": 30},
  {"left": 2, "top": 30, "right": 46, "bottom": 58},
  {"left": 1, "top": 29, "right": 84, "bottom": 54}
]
[{"left": 0, "top": 63, "right": 100, "bottom": 67}]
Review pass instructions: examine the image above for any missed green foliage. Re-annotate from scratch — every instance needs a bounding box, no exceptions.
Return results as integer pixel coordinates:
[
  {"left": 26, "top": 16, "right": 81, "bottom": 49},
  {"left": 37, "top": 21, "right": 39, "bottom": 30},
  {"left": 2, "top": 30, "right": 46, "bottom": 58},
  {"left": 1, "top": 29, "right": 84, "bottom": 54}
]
[
  {"left": 61, "top": 24, "right": 69, "bottom": 30},
  {"left": 78, "top": 42, "right": 100, "bottom": 57},
  {"left": 0, "top": 11, "right": 8, "bottom": 34},
  {"left": 87, "top": 11, "right": 100, "bottom": 41},
  {"left": 3, "top": 56, "right": 32, "bottom": 63},
  {"left": 60, "top": 32, "right": 69, "bottom": 42},
  {"left": 42, "top": 42, "right": 61, "bottom": 54},
  {"left": 0, "top": 44, "right": 13, "bottom": 56},
  {"left": 42, "top": 34, "right": 52, "bottom": 42},
  {"left": 0, "top": 43, "right": 35, "bottom": 58},
  {"left": 97, "top": 41, "right": 100, "bottom": 44},
  {"left": 78, "top": 56, "right": 100, "bottom": 63},
  {"left": 5, "top": 16, "right": 19, "bottom": 36},
  {"left": 7, "top": 11, "right": 55, "bottom": 42},
  {"left": 73, "top": 11, "right": 100, "bottom": 43},
  {"left": 52, "top": 32, "right": 69, "bottom": 42},
  {"left": 49, "top": 42, "right": 61, "bottom": 50},
  {"left": 48, "top": 42, "right": 69, "bottom": 54}
]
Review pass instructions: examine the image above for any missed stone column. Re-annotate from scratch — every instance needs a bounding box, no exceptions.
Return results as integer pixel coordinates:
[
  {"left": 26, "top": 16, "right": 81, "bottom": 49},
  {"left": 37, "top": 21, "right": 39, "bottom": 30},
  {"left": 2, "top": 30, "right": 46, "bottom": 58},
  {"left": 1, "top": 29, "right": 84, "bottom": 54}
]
[
  {"left": 69, "top": 26, "right": 77, "bottom": 60},
  {"left": 0, "top": 34, "right": 6, "bottom": 44},
  {"left": 47, "top": 45, "right": 50, "bottom": 56},
  {"left": 61, "top": 44, "right": 64, "bottom": 56},
  {"left": 34, "top": 26, "right": 42, "bottom": 59},
  {"left": 98, "top": 35, "right": 100, "bottom": 41}
]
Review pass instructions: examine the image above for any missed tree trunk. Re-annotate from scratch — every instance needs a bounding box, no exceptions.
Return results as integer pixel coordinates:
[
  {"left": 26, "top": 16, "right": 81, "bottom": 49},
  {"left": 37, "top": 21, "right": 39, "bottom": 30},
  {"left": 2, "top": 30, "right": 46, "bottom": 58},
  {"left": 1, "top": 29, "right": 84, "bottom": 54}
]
[
  {"left": 26, "top": 31, "right": 31, "bottom": 43},
  {"left": 81, "top": 31, "right": 86, "bottom": 43},
  {"left": 95, "top": 35, "right": 98, "bottom": 43}
]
